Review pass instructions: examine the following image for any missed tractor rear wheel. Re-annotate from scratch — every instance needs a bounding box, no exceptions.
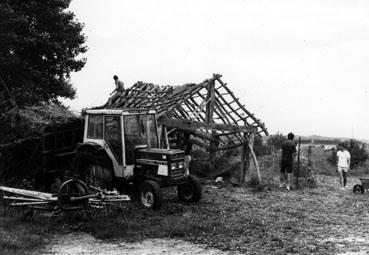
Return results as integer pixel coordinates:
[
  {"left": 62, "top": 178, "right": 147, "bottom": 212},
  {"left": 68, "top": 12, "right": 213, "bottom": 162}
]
[
  {"left": 139, "top": 180, "right": 162, "bottom": 210},
  {"left": 177, "top": 175, "right": 202, "bottom": 203},
  {"left": 72, "top": 149, "right": 114, "bottom": 190}
]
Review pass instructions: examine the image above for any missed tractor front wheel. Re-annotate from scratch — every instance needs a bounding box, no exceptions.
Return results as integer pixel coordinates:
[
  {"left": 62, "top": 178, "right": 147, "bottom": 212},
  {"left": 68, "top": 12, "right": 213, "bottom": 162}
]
[
  {"left": 139, "top": 180, "right": 162, "bottom": 210},
  {"left": 177, "top": 175, "right": 202, "bottom": 203}
]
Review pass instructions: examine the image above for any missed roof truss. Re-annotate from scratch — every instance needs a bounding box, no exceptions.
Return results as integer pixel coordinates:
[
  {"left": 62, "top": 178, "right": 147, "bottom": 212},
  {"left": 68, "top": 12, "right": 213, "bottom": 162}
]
[{"left": 108, "top": 74, "right": 268, "bottom": 145}]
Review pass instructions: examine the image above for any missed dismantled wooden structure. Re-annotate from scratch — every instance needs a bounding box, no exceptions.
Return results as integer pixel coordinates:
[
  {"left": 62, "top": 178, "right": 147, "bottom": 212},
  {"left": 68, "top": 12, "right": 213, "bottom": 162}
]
[
  {"left": 0, "top": 179, "right": 130, "bottom": 216},
  {"left": 107, "top": 74, "right": 268, "bottom": 183}
]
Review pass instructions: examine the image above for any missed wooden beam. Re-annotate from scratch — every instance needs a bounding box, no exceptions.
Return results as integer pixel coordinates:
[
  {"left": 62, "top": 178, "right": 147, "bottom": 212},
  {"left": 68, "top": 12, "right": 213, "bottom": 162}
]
[
  {"left": 243, "top": 133, "right": 254, "bottom": 184},
  {"left": 205, "top": 80, "right": 215, "bottom": 123},
  {"left": 158, "top": 118, "right": 258, "bottom": 133}
]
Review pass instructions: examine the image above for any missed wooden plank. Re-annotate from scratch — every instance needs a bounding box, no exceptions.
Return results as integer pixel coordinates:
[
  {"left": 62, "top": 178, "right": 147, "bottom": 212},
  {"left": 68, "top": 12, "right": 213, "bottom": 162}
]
[{"left": 0, "top": 186, "right": 56, "bottom": 200}]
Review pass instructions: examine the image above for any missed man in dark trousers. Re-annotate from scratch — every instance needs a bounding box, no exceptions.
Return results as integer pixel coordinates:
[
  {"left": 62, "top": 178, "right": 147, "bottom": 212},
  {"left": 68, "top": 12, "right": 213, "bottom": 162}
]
[{"left": 280, "top": 132, "right": 297, "bottom": 190}]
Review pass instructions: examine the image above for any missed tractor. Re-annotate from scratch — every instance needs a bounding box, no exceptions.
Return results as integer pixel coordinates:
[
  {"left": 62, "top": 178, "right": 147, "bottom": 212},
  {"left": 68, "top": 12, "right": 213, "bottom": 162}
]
[{"left": 71, "top": 108, "right": 201, "bottom": 209}]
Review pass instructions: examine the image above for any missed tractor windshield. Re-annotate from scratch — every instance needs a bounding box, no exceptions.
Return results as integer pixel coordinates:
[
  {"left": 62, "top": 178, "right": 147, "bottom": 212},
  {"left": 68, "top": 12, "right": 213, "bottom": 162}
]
[{"left": 123, "top": 114, "right": 158, "bottom": 164}]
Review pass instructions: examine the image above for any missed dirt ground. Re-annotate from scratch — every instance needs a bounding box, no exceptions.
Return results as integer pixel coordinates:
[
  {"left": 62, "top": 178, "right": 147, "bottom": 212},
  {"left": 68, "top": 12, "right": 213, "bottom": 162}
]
[
  {"left": 28, "top": 173, "right": 369, "bottom": 255},
  {"left": 35, "top": 232, "right": 241, "bottom": 255}
]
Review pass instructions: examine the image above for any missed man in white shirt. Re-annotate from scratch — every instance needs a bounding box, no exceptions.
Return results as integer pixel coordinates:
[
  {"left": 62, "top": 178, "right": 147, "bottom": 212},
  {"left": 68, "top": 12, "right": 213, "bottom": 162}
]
[{"left": 336, "top": 145, "right": 351, "bottom": 189}]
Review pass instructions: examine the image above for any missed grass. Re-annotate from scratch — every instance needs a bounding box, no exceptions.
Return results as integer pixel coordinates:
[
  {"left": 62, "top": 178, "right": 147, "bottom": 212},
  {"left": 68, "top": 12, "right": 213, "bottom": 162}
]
[
  {"left": 1, "top": 146, "right": 369, "bottom": 254},
  {"left": 0, "top": 204, "right": 52, "bottom": 254}
]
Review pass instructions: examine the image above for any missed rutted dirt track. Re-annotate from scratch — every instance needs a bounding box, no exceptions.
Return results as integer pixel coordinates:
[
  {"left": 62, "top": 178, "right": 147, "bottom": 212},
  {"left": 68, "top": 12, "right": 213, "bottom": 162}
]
[{"left": 37, "top": 232, "right": 240, "bottom": 255}]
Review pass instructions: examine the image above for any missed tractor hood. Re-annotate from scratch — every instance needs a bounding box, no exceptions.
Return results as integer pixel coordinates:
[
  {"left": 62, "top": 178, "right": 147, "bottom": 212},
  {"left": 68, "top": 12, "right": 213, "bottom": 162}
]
[{"left": 135, "top": 147, "right": 185, "bottom": 161}]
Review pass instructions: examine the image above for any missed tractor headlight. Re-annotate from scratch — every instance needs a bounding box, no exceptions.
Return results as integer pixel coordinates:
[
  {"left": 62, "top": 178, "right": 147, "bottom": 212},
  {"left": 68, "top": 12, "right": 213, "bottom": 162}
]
[
  {"left": 178, "top": 162, "right": 184, "bottom": 168},
  {"left": 171, "top": 164, "right": 176, "bottom": 170}
]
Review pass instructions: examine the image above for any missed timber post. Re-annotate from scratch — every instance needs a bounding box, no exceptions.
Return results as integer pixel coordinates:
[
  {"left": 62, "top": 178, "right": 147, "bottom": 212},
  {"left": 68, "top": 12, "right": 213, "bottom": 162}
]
[
  {"left": 244, "top": 133, "right": 255, "bottom": 183},
  {"left": 240, "top": 141, "right": 247, "bottom": 184},
  {"left": 206, "top": 79, "right": 216, "bottom": 172}
]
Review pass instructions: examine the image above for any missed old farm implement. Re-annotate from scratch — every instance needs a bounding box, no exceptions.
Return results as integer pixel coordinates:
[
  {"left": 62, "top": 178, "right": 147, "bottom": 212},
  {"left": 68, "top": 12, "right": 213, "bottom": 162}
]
[{"left": 0, "top": 179, "right": 130, "bottom": 215}]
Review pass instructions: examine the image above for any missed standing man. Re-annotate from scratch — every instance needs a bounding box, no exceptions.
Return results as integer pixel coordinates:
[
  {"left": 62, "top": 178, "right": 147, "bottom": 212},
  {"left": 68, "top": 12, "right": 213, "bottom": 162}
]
[
  {"left": 108, "top": 75, "right": 125, "bottom": 107},
  {"left": 280, "top": 132, "right": 297, "bottom": 190},
  {"left": 336, "top": 144, "right": 351, "bottom": 189}
]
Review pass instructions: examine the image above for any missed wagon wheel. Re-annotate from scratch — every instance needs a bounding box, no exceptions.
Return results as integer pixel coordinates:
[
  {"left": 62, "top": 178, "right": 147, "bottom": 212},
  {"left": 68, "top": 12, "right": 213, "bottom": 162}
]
[
  {"left": 353, "top": 184, "right": 364, "bottom": 195},
  {"left": 57, "top": 179, "right": 89, "bottom": 210}
]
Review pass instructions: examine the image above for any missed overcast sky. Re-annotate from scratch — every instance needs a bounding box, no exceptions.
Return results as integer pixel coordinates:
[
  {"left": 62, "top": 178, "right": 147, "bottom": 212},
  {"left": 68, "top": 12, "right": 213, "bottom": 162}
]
[{"left": 64, "top": 0, "right": 369, "bottom": 140}]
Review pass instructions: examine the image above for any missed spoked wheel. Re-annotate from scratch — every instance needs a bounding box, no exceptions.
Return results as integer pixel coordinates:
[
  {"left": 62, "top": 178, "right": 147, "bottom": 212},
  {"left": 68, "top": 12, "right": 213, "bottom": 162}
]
[
  {"left": 177, "top": 175, "right": 202, "bottom": 203},
  {"left": 353, "top": 184, "right": 365, "bottom": 194},
  {"left": 139, "top": 180, "right": 162, "bottom": 210},
  {"left": 58, "top": 179, "right": 89, "bottom": 210},
  {"left": 72, "top": 150, "right": 114, "bottom": 190}
]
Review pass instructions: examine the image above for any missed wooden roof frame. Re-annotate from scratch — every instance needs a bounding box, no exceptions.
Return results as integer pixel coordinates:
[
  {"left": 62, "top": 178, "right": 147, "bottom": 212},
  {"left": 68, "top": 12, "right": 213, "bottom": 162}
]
[{"left": 107, "top": 74, "right": 268, "bottom": 146}]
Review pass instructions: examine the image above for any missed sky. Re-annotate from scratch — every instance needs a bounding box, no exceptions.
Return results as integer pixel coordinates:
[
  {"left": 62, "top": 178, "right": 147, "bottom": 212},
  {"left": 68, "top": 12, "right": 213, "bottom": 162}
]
[{"left": 64, "top": 0, "right": 369, "bottom": 140}]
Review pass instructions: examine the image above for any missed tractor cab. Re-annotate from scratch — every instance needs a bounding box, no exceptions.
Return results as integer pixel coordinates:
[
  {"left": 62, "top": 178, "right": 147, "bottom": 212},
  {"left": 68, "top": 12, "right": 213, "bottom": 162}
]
[{"left": 82, "top": 108, "right": 160, "bottom": 179}]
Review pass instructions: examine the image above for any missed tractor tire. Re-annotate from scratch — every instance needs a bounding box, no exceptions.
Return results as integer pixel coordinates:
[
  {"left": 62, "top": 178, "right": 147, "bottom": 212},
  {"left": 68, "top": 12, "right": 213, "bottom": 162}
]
[
  {"left": 139, "top": 180, "right": 162, "bottom": 210},
  {"left": 353, "top": 184, "right": 365, "bottom": 194},
  {"left": 72, "top": 149, "right": 114, "bottom": 190},
  {"left": 177, "top": 175, "right": 202, "bottom": 203}
]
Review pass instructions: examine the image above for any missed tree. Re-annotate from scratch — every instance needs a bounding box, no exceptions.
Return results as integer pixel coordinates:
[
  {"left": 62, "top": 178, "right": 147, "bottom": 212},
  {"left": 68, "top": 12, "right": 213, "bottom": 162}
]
[{"left": 0, "top": 0, "right": 87, "bottom": 106}]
